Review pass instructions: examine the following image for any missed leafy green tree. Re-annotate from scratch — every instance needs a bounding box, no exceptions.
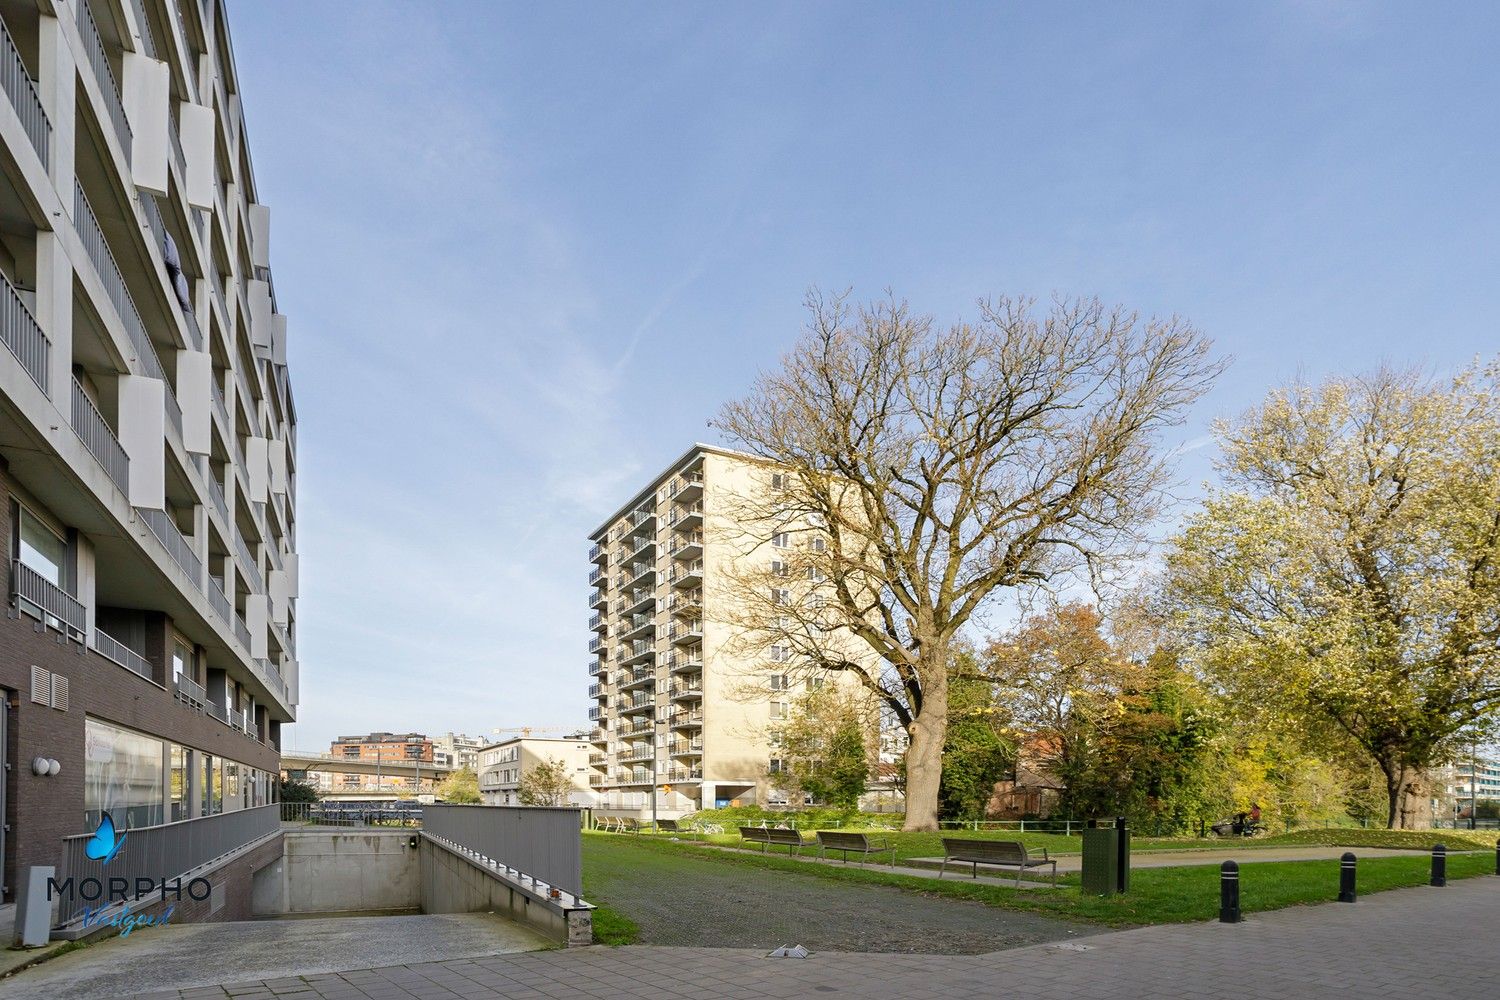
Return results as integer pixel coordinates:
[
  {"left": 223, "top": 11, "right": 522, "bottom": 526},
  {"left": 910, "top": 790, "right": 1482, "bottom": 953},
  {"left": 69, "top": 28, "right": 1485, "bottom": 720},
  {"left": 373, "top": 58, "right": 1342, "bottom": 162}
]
[
  {"left": 438, "top": 767, "right": 481, "bottom": 804},
  {"left": 770, "top": 687, "right": 874, "bottom": 809},
  {"left": 279, "top": 776, "right": 319, "bottom": 803},
  {"left": 939, "top": 669, "right": 1014, "bottom": 820},
  {"left": 517, "top": 757, "right": 574, "bottom": 806},
  {"left": 1165, "top": 363, "right": 1500, "bottom": 827}
]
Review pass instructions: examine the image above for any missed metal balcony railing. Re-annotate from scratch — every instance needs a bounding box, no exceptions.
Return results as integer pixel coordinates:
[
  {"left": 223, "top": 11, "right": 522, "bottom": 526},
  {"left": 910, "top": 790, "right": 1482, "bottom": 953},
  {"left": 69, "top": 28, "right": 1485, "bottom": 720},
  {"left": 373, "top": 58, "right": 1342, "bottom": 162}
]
[
  {"left": 235, "top": 528, "right": 262, "bottom": 593},
  {"left": 233, "top": 611, "right": 251, "bottom": 650},
  {"left": 1, "top": 270, "right": 49, "bottom": 392},
  {"left": 670, "top": 472, "right": 704, "bottom": 498},
  {"left": 75, "top": 0, "right": 133, "bottom": 164},
  {"left": 0, "top": 15, "right": 49, "bottom": 168},
  {"left": 70, "top": 377, "right": 130, "bottom": 494},
  {"left": 92, "top": 625, "right": 152, "bottom": 681},
  {"left": 208, "top": 474, "right": 229, "bottom": 524},
  {"left": 11, "top": 559, "right": 86, "bottom": 639},
  {"left": 137, "top": 507, "right": 202, "bottom": 588},
  {"left": 208, "top": 574, "right": 232, "bottom": 623},
  {"left": 174, "top": 671, "right": 206, "bottom": 708}
]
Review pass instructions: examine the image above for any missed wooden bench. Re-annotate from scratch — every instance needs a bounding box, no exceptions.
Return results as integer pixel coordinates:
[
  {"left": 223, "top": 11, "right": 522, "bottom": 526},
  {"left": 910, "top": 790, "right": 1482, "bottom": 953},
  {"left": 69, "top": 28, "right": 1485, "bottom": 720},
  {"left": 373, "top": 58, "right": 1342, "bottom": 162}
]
[
  {"left": 619, "top": 817, "right": 643, "bottom": 834},
  {"left": 740, "top": 826, "right": 810, "bottom": 854},
  {"left": 816, "top": 831, "right": 896, "bottom": 865},
  {"left": 939, "top": 838, "right": 1057, "bottom": 886},
  {"left": 656, "top": 818, "right": 685, "bottom": 836}
]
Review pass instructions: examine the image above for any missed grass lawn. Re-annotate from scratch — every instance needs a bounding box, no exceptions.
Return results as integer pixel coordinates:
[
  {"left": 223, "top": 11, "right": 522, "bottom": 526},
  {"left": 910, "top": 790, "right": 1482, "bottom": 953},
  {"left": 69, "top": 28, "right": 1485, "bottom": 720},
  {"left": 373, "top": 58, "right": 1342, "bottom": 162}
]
[{"left": 583, "top": 831, "right": 1496, "bottom": 934}]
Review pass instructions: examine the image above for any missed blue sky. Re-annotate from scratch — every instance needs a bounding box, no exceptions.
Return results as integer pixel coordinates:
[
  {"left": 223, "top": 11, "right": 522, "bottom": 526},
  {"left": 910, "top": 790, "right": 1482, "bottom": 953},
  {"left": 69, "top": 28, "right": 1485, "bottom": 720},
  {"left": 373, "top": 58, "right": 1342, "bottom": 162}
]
[{"left": 230, "top": 2, "right": 1500, "bottom": 751}]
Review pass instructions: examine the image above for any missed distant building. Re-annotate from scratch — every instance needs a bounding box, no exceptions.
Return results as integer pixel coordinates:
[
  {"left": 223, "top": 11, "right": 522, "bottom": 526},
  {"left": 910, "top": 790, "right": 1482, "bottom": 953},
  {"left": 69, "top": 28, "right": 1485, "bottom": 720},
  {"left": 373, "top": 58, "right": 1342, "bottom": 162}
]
[
  {"left": 478, "top": 736, "right": 595, "bottom": 806},
  {"left": 432, "top": 732, "right": 485, "bottom": 772},
  {"left": 1431, "top": 755, "right": 1500, "bottom": 822},
  {"left": 331, "top": 731, "right": 434, "bottom": 762}
]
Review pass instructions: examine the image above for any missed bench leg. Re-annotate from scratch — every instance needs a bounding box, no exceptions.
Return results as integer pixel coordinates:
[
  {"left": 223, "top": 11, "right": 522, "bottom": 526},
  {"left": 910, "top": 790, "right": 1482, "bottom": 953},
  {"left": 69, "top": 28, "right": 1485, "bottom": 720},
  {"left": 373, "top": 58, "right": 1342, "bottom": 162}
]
[
  {"left": 973, "top": 861, "right": 979, "bottom": 880},
  {"left": 938, "top": 858, "right": 947, "bottom": 879}
]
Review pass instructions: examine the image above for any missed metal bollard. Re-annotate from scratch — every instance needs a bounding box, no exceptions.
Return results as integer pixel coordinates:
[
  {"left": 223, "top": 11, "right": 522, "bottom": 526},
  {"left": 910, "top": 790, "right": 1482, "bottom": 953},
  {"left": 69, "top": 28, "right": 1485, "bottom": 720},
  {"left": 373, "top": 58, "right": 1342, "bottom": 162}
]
[
  {"left": 1219, "top": 861, "right": 1240, "bottom": 923},
  {"left": 1430, "top": 843, "right": 1447, "bottom": 887},
  {"left": 1338, "top": 852, "right": 1356, "bottom": 903}
]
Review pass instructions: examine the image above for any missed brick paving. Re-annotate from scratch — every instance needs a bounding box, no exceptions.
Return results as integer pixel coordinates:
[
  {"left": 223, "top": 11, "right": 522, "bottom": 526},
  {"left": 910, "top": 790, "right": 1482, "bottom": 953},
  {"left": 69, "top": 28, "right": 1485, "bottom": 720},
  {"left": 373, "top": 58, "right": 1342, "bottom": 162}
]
[{"left": 124, "top": 877, "right": 1499, "bottom": 1000}]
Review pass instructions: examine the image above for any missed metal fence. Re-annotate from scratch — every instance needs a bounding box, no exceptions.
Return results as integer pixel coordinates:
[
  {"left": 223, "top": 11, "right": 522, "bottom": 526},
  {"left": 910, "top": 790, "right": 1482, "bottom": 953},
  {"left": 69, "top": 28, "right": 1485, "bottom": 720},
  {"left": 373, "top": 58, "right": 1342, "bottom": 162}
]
[
  {"left": 423, "top": 804, "right": 584, "bottom": 900},
  {"left": 1, "top": 270, "right": 49, "bottom": 392},
  {"left": 71, "top": 377, "right": 130, "bottom": 494},
  {"left": 54, "top": 803, "right": 279, "bottom": 926},
  {"left": 281, "top": 801, "right": 423, "bottom": 827}
]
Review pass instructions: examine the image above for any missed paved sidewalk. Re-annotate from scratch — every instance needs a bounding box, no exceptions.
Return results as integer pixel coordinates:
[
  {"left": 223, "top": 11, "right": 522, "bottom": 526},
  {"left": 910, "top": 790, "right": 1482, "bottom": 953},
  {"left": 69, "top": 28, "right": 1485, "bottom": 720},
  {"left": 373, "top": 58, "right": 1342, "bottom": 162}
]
[{"left": 121, "top": 877, "right": 1498, "bottom": 999}]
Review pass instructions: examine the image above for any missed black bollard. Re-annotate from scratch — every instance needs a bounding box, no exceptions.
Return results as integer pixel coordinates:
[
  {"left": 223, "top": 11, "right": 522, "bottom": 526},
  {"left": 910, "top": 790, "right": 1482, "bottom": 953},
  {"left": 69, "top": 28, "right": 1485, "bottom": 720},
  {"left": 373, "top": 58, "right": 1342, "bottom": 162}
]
[
  {"left": 1219, "top": 861, "right": 1240, "bottom": 923},
  {"left": 1495, "top": 837, "right": 1499, "bottom": 877},
  {"left": 1430, "top": 843, "right": 1447, "bottom": 887},
  {"left": 1337, "top": 852, "right": 1356, "bottom": 903}
]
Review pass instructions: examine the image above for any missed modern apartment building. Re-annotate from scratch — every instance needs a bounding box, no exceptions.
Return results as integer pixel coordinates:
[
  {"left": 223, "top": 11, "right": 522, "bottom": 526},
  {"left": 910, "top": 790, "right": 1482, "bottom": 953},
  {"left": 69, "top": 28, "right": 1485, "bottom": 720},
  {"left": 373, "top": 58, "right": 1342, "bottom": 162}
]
[
  {"left": 331, "top": 731, "right": 434, "bottom": 763},
  {"left": 432, "top": 731, "right": 484, "bottom": 772},
  {"left": 0, "top": 0, "right": 298, "bottom": 911},
  {"left": 587, "top": 444, "right": 873, "bottom": 815},
  {"left": 477, "top": 735, "right": 594, "bottom": 806}
]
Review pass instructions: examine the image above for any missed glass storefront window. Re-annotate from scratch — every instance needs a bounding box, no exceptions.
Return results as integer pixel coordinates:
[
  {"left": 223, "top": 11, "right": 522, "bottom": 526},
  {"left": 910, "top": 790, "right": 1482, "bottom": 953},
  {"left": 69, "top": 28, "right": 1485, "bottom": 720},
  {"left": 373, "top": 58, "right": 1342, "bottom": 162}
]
[
  {"left": 224, "top": 760, "right": 240, "bottom": 810},
  {"left": 170, "top": 745, "right": 189, "bottom": 821},
  {"left": 84, "top": 718, "right": 165, "bottom": 829}
]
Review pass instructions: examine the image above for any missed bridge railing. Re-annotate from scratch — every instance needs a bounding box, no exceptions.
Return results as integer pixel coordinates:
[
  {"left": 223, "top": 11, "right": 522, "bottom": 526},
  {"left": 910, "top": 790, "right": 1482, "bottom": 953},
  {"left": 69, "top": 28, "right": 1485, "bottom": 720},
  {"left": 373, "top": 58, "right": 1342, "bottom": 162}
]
[{"left": 422, "top": 804, "right": 584, "bottom": 901}]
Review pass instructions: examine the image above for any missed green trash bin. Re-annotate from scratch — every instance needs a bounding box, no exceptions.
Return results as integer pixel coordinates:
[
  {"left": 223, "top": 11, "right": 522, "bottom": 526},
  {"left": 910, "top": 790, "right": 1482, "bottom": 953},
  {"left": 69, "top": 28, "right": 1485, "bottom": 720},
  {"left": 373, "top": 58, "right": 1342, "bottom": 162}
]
[{"left": 1081, "top": 827, "right": 1118, "bottom": 896}]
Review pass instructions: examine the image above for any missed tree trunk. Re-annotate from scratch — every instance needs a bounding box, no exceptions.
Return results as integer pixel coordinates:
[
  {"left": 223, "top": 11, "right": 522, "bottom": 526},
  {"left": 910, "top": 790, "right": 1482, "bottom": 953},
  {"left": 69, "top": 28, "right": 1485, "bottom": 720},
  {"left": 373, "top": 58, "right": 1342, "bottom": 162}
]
[
  {"left": 1383, "top": 763, "right": 1412, "bottom": 830},
  {"left": 902, "top": 661, "right": 949, "bottom": 832}
]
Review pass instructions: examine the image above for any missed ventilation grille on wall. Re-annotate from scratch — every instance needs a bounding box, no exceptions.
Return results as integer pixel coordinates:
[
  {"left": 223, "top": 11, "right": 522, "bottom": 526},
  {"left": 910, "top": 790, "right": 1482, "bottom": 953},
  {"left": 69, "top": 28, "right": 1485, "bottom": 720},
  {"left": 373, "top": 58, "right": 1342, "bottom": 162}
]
[
  {"left": 29, "top": 666, "right": 68, "bottom": 710},
  {"left": 50, "top": 673, "right": 69, "bottom": 711}
]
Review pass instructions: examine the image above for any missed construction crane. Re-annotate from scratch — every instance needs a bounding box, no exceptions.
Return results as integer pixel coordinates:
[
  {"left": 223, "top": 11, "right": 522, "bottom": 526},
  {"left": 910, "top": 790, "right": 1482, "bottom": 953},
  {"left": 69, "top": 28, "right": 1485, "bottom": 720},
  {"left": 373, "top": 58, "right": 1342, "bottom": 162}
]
[{"left": 490, "top": 725, "right": 576, "bottom": 738}]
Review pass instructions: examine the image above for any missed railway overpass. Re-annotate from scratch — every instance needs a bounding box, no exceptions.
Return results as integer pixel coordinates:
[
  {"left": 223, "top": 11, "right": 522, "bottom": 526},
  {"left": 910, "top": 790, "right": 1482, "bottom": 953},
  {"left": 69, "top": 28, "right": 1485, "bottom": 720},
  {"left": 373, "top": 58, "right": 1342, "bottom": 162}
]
[{"left": 281, "top": 749, "right": 454, "bottom": 796}]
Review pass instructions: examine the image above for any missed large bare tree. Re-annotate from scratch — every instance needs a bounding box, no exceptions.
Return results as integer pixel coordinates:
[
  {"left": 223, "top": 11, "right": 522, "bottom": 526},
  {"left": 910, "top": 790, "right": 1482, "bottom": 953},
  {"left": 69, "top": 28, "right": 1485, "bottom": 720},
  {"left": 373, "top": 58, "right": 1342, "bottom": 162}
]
[{"left": 713, "top": 291, "right": 1221, "bottom": 830}]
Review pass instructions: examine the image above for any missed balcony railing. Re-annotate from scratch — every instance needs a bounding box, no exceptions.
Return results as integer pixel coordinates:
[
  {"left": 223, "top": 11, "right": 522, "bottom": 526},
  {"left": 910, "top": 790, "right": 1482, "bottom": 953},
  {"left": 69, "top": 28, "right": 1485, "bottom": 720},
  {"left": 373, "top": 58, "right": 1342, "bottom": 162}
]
[
  {"left": 235, "top": 528, "right": 262, "bottom": 593},
  {"left": 138, "top": 507, "right": 202, "bottom": 588},
  {"left": 0, "top": 14, "right": 49, "bottom": 168},
  {"left": 70, "top": 377, "right": 130, "bottom": 494},
  {"left": 92, "top": 626, "right": 153, "bottom": 681},
  {"left": 54, "top": 803, "right": 279, "bottom": 927},
  {"left": 174, "top": 671, "right": 206, "bottom": 708},
  {"left": 208, "top": 473, "right": 229, "bottom": 524},
  {"left": 11, "top": 560, "right": 86, "bottom": 640},
  {"left": 233, "top": 611, "right": 251, "bottom": 650},
  {"left": 74, "top": 0, "right": 133, "bottom": 164},
  {"left": 1, "top": 270, "right": 49, "bottom": 392},
  {"left": 589, "top": 542, "right": 607, "bottom": 563},
  {"left": 167, "top": 111, "right": 188, "bottom": 180},
  {"left": 208, "top": 574, "right": 232, "bottom": 623},
  {"left": 670, "top": 472, "right": 704, "bottom": 498}
]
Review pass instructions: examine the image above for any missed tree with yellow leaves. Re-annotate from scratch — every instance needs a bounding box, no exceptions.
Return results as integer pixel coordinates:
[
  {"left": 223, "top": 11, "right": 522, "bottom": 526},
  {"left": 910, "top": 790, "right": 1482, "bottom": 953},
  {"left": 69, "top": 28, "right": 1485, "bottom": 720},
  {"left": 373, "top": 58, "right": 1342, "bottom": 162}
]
[{"left": 1165, "top": 362, "right": 1500, "bottom": 828}]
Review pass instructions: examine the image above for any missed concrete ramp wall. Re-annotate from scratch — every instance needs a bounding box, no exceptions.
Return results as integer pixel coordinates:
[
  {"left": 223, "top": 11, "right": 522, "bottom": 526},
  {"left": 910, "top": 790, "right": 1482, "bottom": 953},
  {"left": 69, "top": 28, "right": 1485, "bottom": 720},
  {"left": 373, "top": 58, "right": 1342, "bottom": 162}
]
[
  {"left": 253, "top": 829, "right": 419, "bottom": 916},
  {"left": 420, "top": 833, "right": 592, "bottom": 946}
]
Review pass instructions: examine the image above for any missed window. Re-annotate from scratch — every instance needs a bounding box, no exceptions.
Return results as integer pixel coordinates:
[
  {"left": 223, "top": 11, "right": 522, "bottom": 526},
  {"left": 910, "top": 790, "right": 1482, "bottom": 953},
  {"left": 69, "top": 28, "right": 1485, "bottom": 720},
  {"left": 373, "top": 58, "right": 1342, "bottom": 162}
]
[
  {"left": 170, "top": 745, "right": 190, "bottom": 821},
  {"left": 84, "top": 718, "right": 165, "bottom": 829},
  {"left": 770, "top": 674, "right": 790, "bottom": 691},
  {"left": 172, "top": 639, "right": 192, "bottom": 686},
  {"left": 806, "top": 677, "right": 825, "bottom": 691},
  {"left": 812, "top": 537, "right": 827, "bottom": 553},
  {"left": 771, "top": 560, "right": 789, "bottom": 578},
  {"left": 770, "top": 700, "right": 789, "bottom": 720},
  {"left": 224, "top": 760, "right": 241, "bottom": 810},
  {"left": 805, "top": 566, "right": 824, "bottom": 582},
  {"left": 769, "top": 645, "right": 789, "bottom": 663},
  {"left": 201, "top": 754, "right": 220, "bottom": 815},
  {"left": 769, "top": 758, "right": 785, "bottom": 774},
  {"left": 17, "top": 506, "right": 66, "bottom": 584},
  {"left": 771, "top": 473, "right": 786, "bottom": 491},
  {"left": 771, "top": 532, "right": 789, "bottom": 549},
  {"left": 772, "top": 588, "right": 790, "bottom": 606}
]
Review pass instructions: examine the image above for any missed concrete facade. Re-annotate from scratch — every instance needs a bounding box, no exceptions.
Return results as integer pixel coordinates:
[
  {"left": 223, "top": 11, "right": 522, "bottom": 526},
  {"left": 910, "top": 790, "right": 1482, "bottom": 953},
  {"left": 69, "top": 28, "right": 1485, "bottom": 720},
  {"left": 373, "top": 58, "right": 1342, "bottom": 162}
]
[
  {"left": 0, "top": 0, "right": 299, "bottom": 906},
  {"left": 251, "top": 829, "right": 420, "bottom": 916},
  {"left": 587, "top": 445, "right": 876, "bottom": 815},
  {"left": 477, "top": 736, "right": 594, "bottom": 806}
]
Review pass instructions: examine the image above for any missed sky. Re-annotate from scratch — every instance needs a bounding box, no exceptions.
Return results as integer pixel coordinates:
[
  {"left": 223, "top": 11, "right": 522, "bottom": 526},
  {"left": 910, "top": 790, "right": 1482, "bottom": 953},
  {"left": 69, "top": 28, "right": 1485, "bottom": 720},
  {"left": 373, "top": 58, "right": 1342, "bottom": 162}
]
[{"left": 228, "top": 2, "right": 1500, "bottom": 752}]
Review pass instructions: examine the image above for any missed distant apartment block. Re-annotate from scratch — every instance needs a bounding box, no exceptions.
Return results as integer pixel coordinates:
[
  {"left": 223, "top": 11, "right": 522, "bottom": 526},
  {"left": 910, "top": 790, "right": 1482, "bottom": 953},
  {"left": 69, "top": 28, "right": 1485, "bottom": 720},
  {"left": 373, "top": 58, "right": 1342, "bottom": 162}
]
[
  {"left": 433, "top": 731, "right": 484, "bottom": 771},
  {"left": 0, "top": 0, "right": 298, "bottom": 906},
  {"left": 331, "top": 731, "right": 435, "bottom": 762},
  {"left": 587, "top": 444, "right": 872, "bottom": 814},
  {"left": 477, "top": 735, "right": 594, "bottom": 806}
]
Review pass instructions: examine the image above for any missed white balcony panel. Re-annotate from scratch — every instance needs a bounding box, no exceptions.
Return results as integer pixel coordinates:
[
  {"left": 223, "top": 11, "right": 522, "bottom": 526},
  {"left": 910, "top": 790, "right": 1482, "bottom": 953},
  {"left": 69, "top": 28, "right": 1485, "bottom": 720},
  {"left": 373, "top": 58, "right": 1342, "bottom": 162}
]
[
  {"left": 180, "top": 102, "right": 215, "bottom": 208},
  {"left": 245, "top": 435, "right": 268, "bottom": 501},
  {"left": 271, "top": 313, "right": 287, "bottom": 365},
  {"left": 123, "top": 53, "right": 169, "bottom": 195},
  {"left": 119, "top": 374, "right": 164, "bottom": 509},
  {"left": 285, "top": 656, "right": 300, "bottom": 707},
  {"left": 249, "top": 203, "right": 270, "bottom": 268},
  {"left": 284, "top": 552, "right": 299, "bottom": 593},
  {"left": 248, "top": 279, "right": 272, "bottom": 348},
  {"left": 269, "top": 436, "right": 287, "bottom": 494},
  {"left": 178, "top": 350, "right": 212, "bottom": 454},
  {"left": 246, "top": 593, "right": 269, "bottom": 659},
  {"left": 269, "top": 568, "right": 289, "bottom": 624}
]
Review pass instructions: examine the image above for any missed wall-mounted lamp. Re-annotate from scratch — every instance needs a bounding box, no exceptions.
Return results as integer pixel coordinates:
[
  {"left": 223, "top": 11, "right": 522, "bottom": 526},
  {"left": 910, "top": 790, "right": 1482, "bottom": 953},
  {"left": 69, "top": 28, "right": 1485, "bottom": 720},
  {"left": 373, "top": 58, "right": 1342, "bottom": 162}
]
[{"left": 31, "top": 757, "right": 61, "bottom": 776}]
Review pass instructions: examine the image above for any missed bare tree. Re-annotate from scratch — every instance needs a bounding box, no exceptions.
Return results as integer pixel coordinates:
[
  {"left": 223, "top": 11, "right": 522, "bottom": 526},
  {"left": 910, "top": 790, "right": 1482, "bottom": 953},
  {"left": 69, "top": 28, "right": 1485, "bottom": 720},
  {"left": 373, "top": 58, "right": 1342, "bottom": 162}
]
[{"left": 713, "top": 290, "right": 1221, "bottom": 830}]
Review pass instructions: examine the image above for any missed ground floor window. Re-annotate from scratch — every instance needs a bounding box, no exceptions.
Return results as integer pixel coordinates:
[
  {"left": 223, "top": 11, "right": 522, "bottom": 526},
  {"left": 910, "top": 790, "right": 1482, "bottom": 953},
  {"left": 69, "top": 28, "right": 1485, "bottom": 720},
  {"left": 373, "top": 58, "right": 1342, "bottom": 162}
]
[
  {"left": 170, "top": 744, "right": 190, "bottom": 821},
  {"left": 84, "top": 718, "right": 165, "bottom": 829}
]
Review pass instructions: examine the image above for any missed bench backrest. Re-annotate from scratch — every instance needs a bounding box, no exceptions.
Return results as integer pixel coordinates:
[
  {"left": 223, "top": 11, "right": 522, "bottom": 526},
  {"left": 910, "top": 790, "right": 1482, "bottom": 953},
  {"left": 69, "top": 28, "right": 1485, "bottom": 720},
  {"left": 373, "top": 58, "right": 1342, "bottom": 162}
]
[
  {"left": 941, "top": 838, "right": 1029, "bottom": 862},
  {"left": 817, "top": 831, "right": 876, "bottom": 849},
  {"left": 657, "top": 819, "right": 679, "bottom": 831},
  {"left": 740, "top": 826, "right": 773, "bottom": 841}
]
